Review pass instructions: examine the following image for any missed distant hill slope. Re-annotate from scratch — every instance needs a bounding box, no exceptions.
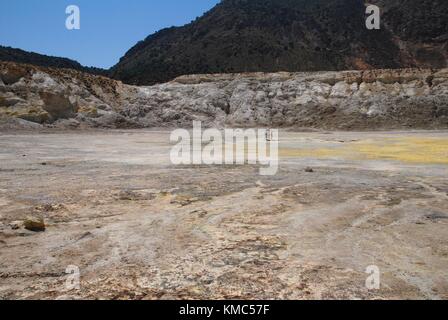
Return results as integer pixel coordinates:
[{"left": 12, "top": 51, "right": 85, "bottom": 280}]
[
  {"left": 110, "top": 0, "right": 448, "bottom": 85},
  {"left": 0, "top": 46, "right": 107, "bottom": 76}
]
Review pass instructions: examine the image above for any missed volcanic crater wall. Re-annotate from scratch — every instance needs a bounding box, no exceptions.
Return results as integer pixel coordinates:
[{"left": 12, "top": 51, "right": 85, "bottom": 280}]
[{"left": 1, "top": 62, "right": 447, "bottom": 130}]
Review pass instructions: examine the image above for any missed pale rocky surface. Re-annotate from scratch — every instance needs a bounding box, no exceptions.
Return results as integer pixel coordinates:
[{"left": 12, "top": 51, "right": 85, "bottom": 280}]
[
  {"left": 0, "top": 62, "right": 138, "bottom": 129},
  {"left": 1, "top": 62, "right": 447, "bottom": 300},
  {"left": 1, "top": 62, "right": 448, "bottom": 130},
  {"left": 0, "top": 130, "right": 447, "bottom": 300}
]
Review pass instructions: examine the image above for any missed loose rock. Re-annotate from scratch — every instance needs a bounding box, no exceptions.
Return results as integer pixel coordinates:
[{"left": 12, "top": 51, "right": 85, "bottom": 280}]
[
  {"left": 9, "top": 221, "right": 23, "bottom": 230},
  {"left": 23, "top": 216, "right": 46, "bottom": 232}
]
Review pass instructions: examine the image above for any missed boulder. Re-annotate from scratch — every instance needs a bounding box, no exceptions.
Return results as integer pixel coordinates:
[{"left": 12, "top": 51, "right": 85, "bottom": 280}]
[
  {"left": 0, "top": 64, "right": 29, "bottom": 85},
  {"left": 52, "top": 118, "right": 80, "bottom": 129},
  {"left": 17, "top": 108, "right": 50, "bottom": 124},
  {"left": 23, "top": 216, "right": 46, "bottom": 232},
  {"left": 39, "top": 92, "right": 77, "bottom": 122}
]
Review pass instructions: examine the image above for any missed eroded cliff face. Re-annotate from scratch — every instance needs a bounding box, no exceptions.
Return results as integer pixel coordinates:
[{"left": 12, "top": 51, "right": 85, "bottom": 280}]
[
  {"left": 129, "top": 69, "right": 448, "bottom": 130},
  {"left": 0, "top": 62, "right": 139, "bottom": 129},
  {"left": 1, "top": 61, "right": 447, "bottom": 130}
]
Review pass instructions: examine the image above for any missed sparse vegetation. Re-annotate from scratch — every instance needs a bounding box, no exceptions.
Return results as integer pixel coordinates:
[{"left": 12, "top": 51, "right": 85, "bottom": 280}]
[
  {"left": 0, "top": 46, "right": 107, "bottom": 76},
  {"left": 110, "top": 0, "right": 448, "bottom": 85}
]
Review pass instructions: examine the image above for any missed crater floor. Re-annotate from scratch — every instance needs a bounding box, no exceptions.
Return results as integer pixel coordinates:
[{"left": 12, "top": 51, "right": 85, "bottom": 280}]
[{"left": 0, "top": 130, "right": 447, "bottom": 299}]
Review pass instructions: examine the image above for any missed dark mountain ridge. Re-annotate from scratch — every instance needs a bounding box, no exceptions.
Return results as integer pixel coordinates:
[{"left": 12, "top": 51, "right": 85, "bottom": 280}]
[
  {"left": 2, "top": 0, "right": 446, "bottom": 85},
  {"left": 0, "top": 46, "right": 107, "bottom": 76},
  {"left": 110, "top": 0, "right": 448, "bottom": 85}
]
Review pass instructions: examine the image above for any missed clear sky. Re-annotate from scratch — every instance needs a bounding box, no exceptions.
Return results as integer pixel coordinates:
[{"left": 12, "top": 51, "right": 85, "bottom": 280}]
[{"left": 0, "top": 0, "right": 220, "bottom": 68}]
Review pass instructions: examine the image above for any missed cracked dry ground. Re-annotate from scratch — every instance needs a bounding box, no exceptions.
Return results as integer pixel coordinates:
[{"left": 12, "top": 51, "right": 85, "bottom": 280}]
[{"left": 0, "top": 130, "right": 447, "bottom": 300}]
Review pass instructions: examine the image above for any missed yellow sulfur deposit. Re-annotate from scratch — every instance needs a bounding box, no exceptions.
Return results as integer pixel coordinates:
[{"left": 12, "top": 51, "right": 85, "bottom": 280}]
[{"left": 280, "top": 137, "right": 448, "bottom": 165}]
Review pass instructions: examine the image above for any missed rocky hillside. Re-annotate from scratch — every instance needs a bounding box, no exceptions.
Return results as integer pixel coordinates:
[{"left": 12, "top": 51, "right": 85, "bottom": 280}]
[
  {"left": 0, "top": 62, "right": 138, "bottom": 129},
  {"left": 110, "top": 0, "right": 448, "bottom": 85},
  {"left": 0, "top": 46, "right": 107, "bottom": 76},
  {"left": 1, "top": 61, "right": 447, "bottom": 130}
]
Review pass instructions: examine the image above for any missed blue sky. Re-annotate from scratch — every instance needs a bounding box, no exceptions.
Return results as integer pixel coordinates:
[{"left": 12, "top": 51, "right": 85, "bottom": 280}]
[{"left": 0, "top": 0, "right": 220, "bottom": 68}]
